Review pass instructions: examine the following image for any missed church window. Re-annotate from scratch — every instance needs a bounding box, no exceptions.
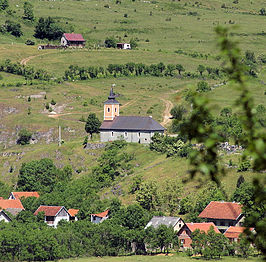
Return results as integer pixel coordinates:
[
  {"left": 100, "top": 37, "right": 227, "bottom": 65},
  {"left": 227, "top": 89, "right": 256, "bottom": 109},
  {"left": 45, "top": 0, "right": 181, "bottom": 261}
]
[
  {"left": 115, "top": 108, "right": 117, "bottom": 112},
  {"left": 107, "top": 107, "right": 110, "bottom": 112},
  {"left": 125, "top": 132, "right": 128, "bottom": 137},
  {"left": 138, "top": 132, "right": 141, "bottom": 137},
  {"left": 111, "top": 132, "right": 114, "bottom": 137}
]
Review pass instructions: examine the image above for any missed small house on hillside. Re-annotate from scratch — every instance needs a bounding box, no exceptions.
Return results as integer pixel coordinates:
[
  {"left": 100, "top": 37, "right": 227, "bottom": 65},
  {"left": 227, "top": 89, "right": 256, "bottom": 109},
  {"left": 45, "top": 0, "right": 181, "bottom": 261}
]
[
  {"left": 68, "top": 209, "right": 79, "bottom": 221},
  {"left": 198, "top": 201, "right": 244, "bottom": 233},
  {"left": 0, "top": 210, "right": 12, "bottom": 222},
  {"left": 9, "top": 191, "right": 39, "bottom": 200},
  {"left": 91, "top": 209, "right": 109, "bottom": 224},
  {"left": 0, "top": 198, "right": 24, "bottom": 216},
  {"left": 34, "top": 206, "right": 70, "bottom": 228},
  {"left": 224, "top": 226, "right": 254, "bottom": 243},
  {"left": 117, "top": 43, "right": 131, "bottom": 49},
  {"left": 145, "top": 216, "right": 184, "bottom": 233},
  {"left": 177, "top": 222, "right": 220, "bottom": 249},
  {"left": 61, "top": 33, "right": 85, "bottom": 47}
]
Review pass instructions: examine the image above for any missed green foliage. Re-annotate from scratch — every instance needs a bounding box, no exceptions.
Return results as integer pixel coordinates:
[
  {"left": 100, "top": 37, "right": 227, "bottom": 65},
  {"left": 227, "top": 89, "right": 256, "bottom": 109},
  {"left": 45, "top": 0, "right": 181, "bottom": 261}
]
[
  {"left": 197, "top": 64, "right": 205, "bottom": 76},
  {"left": 136, "top": 181, "right": 161, "bottom": 211},
  {"left": 85, "top": 113, "right": 101, "bottom": 138},
  {"left": 3, "top": 20, "right": 23, "bottom": 37},
  {"left": 176, "top": 64, "right": 185, "bottom": 75},
  {"left": 0, "top": 181, "right": 11, "bottom": 199},
  {"left": 196, "top": 81, "right": 211, "bottom": 92},
  {"left": 237, "top": 160, "right": 251, "bottom": 172},
  {"left": 17, "top": 158, "right": 58, "bottom": 192},
  {"left": 25, "top": 39, "right": 35, "bottom": 45},
  {"left": 34, "top": 17, "right": 63, "bottom": 40},
  {"left": 17, "top": 128, "right": 32, "bottom": 145},
  {"left": 259, "top": 8, "right": 266, "bottom": 16},
  {"left": 129, "top": 175, "right": 143, "bottom": 194},
  {"left": 82, "top": 135, "right": 88, "bottom": 146},
  {"left": 170, "top": 105, "right": 186, "bottom": 121},
  {"left": 23, "top": 1, "right": 34, "bottom": 21},
  {"left": 50, "top": 98, "right": 56, "bottom": 105},
  {"left": 150, "top": 133, "right": 191, "bottom": 158},
  {"left": 0, "top": 0, "right": 8, "bottom": 10},
  {"left": 191, "top": 227, "right": 228, "bottom": 258},
  {"left": 129, "top": 38, "right": 138, "bottom": 49},
  {"left": 105, "top": 36, "right": 117, "bottom": 48}
]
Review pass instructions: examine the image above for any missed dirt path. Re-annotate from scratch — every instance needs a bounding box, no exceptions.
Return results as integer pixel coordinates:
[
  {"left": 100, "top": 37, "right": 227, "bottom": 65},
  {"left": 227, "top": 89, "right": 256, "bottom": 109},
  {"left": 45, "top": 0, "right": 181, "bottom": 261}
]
[
  {"left": 20, "top": 53, "right": 48, "bottom": 65},
  {"left": 160, "top": 89, "right": 180, "bottom": 127}
]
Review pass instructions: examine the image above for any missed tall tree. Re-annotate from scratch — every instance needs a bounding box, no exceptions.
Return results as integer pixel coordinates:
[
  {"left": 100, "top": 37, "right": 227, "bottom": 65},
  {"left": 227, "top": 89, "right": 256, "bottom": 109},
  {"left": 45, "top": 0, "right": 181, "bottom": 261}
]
[
  {"left": 23, "top": 1, "right": 34, "bottom": 21},
  {"left": 85, "top": 113, "right": 101, "bottom": 139}
]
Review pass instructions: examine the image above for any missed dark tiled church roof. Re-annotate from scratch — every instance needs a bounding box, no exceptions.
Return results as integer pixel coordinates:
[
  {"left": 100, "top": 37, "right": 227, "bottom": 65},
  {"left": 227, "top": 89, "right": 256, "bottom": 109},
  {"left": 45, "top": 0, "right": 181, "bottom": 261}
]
[{"left": 100, "top": 116, "right": 165, "bottom": 131}]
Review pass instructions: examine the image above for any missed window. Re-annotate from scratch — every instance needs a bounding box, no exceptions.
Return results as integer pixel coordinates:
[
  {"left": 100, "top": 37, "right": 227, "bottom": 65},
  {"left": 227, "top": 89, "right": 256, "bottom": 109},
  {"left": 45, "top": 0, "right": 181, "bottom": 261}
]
[
  {"left": 138, "top": 132, "right": 141, "bottom": 137},
  {"left": 111, "top": 132, "right": 114, "bottom": 137},
  {"left": 115, "top": 108, "right": 117, "bottom": 112},
  {"left": 107, "top": 107, "right": 110, "bottom": 112},
  {"left": 125, "top": 132, "right": 128, "bottom": 137}
]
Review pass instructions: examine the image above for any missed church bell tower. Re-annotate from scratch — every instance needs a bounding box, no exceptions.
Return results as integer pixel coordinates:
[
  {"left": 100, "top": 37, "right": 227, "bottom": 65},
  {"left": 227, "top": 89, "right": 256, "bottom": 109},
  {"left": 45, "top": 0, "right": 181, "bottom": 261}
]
[{"left": 104, "top": 87, "right": 120, "bottom": 121}]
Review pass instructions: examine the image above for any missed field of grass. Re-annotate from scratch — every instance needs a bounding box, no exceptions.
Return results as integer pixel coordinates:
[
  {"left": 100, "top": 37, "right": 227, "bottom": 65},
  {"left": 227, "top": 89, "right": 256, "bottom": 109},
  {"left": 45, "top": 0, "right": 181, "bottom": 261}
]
[
  {"left": 0, "top": 0, "right": 265, "bottom": 204},
  {"left": 59, "top": 254, "right": 262, "bottom": 262}
]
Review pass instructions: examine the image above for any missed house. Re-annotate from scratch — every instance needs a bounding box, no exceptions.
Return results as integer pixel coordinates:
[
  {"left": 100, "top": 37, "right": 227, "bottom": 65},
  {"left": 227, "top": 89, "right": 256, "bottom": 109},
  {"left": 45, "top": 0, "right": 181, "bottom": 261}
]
[
  {"left": 68, "top": 209, "right": 79, "bottom": 221},
  {"left": 0, "top": 209, "right": 12, "bottom": 222},
  {"left": 34, "top": 206, "right": 70, "bottom": 228},
  {"left": 90, "top": 209, "right": 109, "bottom": 224},
  {"left": 145, "top": 216, "right": 184, "bottom": 233},
  {"left": 117, "top": 43, "right": 131, "bottom": 49},
  {"left": 177, "top": 222, "right": 220, "bottom": 249},
  {"left": 99, "top": 88, "right": 165, "bottom": 144},
  {"left": 0, "top": 198, "right": 24, "bottom": 216},
  {"left": 224, "top": 226, "right": 254, "bottom": 243},
  {"left": 61, "top": 33, "right": 85, "bottom": 47},
  {"left": 198, "top": 201, "right": 244, "bottom": 233},
  {"left": 9, "top": 191, "right": 39, "bottom": 200}
]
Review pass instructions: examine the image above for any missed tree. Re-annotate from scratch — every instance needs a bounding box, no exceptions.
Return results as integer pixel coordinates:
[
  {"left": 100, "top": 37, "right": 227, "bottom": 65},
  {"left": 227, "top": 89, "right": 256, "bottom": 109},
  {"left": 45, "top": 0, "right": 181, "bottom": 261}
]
[
  {"left": 23, "top": 1, "right": 34, "bottom": 21},
  {"left": 0, "top": 0, "right": 8, "bottom": 10},
  {"left": 197, "top": 64, "right": 205, "bottom": 76},
  {"left": 176, "top": 64, "right": 185, "bottom": 75},
  {"left": 259, "top": 8, "right": 266, "bottom": 16},
  {"left": 85, "top": 113, "right": 101, "bottom": 139},
  {"left": 236, "top": 174, "right": 245, "bottom": 188},
  {"left": 17, "top": 158, "right": 58, "bottom": 192},
  {"left": 196, "top": 81, "right": 211, "bottom": 92},
  {"left": 156, "top": 225, "right": 178, "bottom": 253},
  {"left": 170, "top": 105, "right": 186, "bottom": 121},
  {"left": 17, "top": 129, "right": 32, "bottom": 145},
  {"left": 34, "top": 17, "right": 63, "bottom": 40},
  {"left": 104, "top": 36, "right": 117, "bottom": 48},
  {"left": 4, "top": 20, "right": 23, "bottom": 37},
  {"left": 136, "top": 181, "right": 161, "bottom": 211},
  {"left": 130, "top": 38, "right": 138, "bottom": 49}
]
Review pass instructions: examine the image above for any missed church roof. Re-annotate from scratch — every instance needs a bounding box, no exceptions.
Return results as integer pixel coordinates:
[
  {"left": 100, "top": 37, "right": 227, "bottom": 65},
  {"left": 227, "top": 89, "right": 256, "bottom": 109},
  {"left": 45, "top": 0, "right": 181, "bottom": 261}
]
[{"left": 100, "top": 116, "right": 165, "bottom": 131}]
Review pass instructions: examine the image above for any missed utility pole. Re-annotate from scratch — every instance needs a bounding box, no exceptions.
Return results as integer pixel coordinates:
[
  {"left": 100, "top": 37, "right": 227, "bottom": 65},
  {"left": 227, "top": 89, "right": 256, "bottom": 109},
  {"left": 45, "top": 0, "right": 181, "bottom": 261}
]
[{"left": 58, "top": 125, "right": 62, "bottom": 146}]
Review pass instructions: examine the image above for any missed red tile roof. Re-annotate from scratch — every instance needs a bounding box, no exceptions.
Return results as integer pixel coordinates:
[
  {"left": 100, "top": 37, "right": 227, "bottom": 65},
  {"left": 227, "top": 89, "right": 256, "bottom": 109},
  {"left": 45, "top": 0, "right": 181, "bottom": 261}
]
[
  {"left": 224, "top": 226, "right": 253, "bottom": 239},
  {"left": 68, "top": 209, "right": 79, "bottom": 217},
  {"left": 34, "top": 206, "right": 64, "bottom": 216},
  {"left": 186, "top": 222, "right": 220, "bottom": 233},
  {"left": 91, "top": 209, "right": 109, "bottom": 218},
  {"left": 0, "top": 199, "right": 24, "bottom": 209},
  {"left": 11, "top": 192, "right": 39, "bottom": 199},
  {"left": 63, "top": 33, "right": 85, "bottom": 42},
  {"left": 198, "top": 201, "right": 242, "bottom": 220}
]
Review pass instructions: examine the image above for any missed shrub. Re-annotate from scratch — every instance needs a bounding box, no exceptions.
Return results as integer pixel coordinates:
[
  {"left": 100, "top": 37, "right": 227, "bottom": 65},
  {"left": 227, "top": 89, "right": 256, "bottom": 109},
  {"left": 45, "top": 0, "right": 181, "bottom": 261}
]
[
  {"left": 4, "top": 20, "right": 23, "bottom": 37},
  {"left": 17, "top": 129, "right": 32, "bottom": 145},
  {"left": 25, "top": 39, "right": 35, "bottom": 45},
  {"left": 237, "top": 160, "right": 251, "bottom": 172},
  {"left": 104, "top": 36, "right": 117, "bottom": 48},
  {"left": 196, "top": 81, "right": 211, "bottom": 92},
  {"left": 50, "top": 99, "right": 56, "bottom": 105}
]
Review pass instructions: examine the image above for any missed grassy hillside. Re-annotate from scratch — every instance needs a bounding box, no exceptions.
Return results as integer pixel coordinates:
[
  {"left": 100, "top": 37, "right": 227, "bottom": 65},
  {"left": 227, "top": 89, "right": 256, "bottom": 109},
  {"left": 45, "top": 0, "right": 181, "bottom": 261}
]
[{"left": 0, "top": 0, "right": 265, "bottom": 204}]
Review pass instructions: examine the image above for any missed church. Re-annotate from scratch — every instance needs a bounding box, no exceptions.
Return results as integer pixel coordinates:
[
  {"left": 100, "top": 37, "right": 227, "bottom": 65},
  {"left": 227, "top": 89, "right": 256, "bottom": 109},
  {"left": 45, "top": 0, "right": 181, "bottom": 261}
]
[{"left": 99, "top": 88, "right": 165, "bottom": 144}]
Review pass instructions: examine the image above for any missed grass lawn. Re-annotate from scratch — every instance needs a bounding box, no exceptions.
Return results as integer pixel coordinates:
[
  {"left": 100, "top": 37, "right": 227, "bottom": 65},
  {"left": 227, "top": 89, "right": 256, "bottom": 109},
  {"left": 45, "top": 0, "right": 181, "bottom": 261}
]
[{"left": 59, "top": 254, "right": 262, "bottom": 262}]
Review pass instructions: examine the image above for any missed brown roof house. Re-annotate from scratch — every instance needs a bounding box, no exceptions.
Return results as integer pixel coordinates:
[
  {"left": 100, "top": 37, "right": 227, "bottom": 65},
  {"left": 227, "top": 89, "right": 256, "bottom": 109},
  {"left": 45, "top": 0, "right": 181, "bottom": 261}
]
[
  {"left": 198, "top": 201, "right": 244, "bottom": 233},
  {"left": 145, "top": 216, "right": 184, "bottom": 233},
  {"left": 0, "top": 198, "right": 24, "bottom": 216},
  {"left": 99, "top": 88, "right": 165, "bottom": 144},
  {"left": 91, "top": 209, "right": 109, "bottom": 224},
  {"left": 61, "top": 33, "right": 85, "bottom": 47},
  {"left": 68, "top": 209, "right": 79, "bottom": 221},
  {"left": 224, "top": 226, "right": 254, "bottom": 243},
  {"left": 34, "top": 206, "right": 70, "bottom": 228},
  {"left": 9, "top": 191, "right": 40, "bottom": 200},
  {"left": 177, "top": 222, "right": 220, "bottom": 249}
]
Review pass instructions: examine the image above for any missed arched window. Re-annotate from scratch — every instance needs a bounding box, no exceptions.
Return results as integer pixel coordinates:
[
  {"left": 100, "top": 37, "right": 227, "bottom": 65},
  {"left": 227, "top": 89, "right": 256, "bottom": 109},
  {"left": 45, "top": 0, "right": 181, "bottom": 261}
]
[
  {"left": 107, "top": 107, "right": 110, "bottom": 112},
  {"left": 115, "top": 108, "right": 117, "bottom": 112}
]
